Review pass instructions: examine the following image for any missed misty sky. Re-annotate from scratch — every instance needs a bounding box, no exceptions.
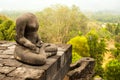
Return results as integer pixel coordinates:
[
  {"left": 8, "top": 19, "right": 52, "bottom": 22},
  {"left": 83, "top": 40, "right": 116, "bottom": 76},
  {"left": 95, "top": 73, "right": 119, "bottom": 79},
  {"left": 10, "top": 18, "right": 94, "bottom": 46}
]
[{"left": 0, "top": 0, "right": 119, "bottom": 12}]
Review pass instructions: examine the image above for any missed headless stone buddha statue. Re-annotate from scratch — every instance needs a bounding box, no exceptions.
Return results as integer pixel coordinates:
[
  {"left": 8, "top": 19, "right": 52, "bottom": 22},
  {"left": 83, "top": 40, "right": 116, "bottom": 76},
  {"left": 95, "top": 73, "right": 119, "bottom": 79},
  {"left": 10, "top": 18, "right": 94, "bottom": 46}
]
[{"left": 14, "top": 13, "right": 57, "bottom": 65}]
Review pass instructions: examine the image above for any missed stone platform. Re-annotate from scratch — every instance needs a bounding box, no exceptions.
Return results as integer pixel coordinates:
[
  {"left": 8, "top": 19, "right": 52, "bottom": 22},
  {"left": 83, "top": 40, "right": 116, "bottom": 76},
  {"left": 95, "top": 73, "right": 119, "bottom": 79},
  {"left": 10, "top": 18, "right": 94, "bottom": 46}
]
[{"left": 0, "top": 41, "right": 72, "bottom": 80}]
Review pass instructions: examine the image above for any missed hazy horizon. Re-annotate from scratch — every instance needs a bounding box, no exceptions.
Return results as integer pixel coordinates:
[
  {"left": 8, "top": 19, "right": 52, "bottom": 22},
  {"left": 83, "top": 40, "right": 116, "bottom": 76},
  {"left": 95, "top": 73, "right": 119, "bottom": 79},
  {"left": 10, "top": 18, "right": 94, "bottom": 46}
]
[{"left": 0, "top": 0, "right": 120, "bottom": 12}]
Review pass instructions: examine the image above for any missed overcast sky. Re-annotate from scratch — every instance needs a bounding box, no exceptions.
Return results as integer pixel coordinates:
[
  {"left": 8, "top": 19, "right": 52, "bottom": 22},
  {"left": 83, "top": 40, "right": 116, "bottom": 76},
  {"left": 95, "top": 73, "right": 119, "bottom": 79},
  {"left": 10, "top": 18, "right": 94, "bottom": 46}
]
[{"left": 0, "top": 0, "right": 119, "bottom": 12}]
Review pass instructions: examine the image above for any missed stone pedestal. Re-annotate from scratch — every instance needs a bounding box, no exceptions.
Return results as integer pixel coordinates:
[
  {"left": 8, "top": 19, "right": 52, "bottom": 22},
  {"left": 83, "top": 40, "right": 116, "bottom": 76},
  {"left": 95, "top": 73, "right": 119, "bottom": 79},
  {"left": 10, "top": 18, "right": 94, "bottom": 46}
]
[
  {"left": 66, "top": 57, "right": 95, "bottom": 80},
  {"left": 0, "top": 41, "right": 72, "bottom": 80}
]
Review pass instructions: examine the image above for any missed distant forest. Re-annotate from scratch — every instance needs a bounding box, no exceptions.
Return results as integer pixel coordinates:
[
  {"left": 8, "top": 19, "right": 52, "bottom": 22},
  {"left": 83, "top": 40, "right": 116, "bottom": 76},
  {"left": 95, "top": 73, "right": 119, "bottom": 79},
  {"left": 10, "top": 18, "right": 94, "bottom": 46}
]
[
  {"left": 85, "top": 11, "right": 120, "bottom": 23},
  {"left": 1, "top": 10, "right": 120, "bottom": 23}
]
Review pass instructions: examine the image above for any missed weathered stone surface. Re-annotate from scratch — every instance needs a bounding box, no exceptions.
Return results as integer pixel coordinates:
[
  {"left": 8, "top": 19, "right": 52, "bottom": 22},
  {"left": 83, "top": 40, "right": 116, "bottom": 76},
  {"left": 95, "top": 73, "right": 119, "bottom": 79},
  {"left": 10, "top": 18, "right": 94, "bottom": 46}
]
[
  {"left": 0, "top": 42, "right": 72, "bottom": 80},
  {"left": 0, "top": 66, "right": 16, "bottom": 74},
  {"left": 2, "top": 49, "right": 15, "bottom": 55},
  {"left": 0, "top": 63, "right": 3, "bottom": 67},
  {"left": 0, "top": 54, "right": 14, "bottom": 59},
  {"left": 1, "top": 77, "right": 23, "bottom": 80},
  {"left": 67, "top": 57, "right": 95, "bottom": 80},
  {"left": 0, "top": 74, "right": 5, "bottom": 80},
  {"left": 0, "top": 42, "right": 15, "bottom": 46},
  {"left": 8, "top": 67, "right": 45, "bottom": 79},
  {"left": 0, "top": 50, "right": 3, "bottom": 53},
  {"left": 0, "top": 46, "right": 7, "bottom": 50},
  {"left": 53, "top": 55, "right": 72, "bottom": 80},
  {"left": 1, "top": 59, "right": 22, "bottom": 67}
]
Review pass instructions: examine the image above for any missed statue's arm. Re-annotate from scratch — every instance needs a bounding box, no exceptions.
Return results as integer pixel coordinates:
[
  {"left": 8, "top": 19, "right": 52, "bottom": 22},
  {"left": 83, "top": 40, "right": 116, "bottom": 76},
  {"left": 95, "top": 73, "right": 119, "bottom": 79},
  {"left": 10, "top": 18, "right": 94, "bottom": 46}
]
[
  {"left": 36, "top": 34, "right": 43, "bottom": 48},
  {"left": 15, "top": 18, "right": 37, "bottom": 51}
]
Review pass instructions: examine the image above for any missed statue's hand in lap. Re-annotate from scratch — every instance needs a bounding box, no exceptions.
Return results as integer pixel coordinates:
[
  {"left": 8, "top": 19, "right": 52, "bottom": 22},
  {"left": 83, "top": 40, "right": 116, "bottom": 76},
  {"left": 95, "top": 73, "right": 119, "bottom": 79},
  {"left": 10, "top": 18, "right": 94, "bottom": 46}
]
[
  {"left": 14, "top": 13, "right": 57, "bottom": 65},
  {"left": 24, "top": 40, "right": 36, "bottom": 50}
]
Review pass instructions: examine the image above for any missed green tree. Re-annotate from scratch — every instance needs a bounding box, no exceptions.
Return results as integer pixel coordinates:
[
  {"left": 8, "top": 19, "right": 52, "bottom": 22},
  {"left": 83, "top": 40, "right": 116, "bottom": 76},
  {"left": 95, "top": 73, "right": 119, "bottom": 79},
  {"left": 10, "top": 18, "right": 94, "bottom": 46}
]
[
  {"left": 98, "top": 27, "right": 112, "bottom": 39},
  {"left": 67, "top": 36, "right": 90, "bottom": 63},
  {"left": 105, "top": 59, "right": 120, "bottom": 80},
  {"left": 36, "top": 5, "right": 88, "bottom": 43},
  {"left": 0, "top": 19, "right": 15, "bottom": 40},
  {"left": 115, "top": 23, "right": 120, "bottom": 35},
  {"left": 86, "top": 29, "right": 106, "bottom": 77},
  {"left": 106, "top": 23, "right": 116, "bottom": 35},
  {"left": 86, "top": 29, "right": 98, "bottom": 57},
  {"left": 68, "top": 36, "right": 90, "bottom": 57},
  {"left": 0, "top": 15, "right": 8, "bottom": 24},
  {"left": 71, "top": 52, "right": 81, "bottom": 63},
  {"left": 112, "top": 34, "right": 120, "bottom": 60}
]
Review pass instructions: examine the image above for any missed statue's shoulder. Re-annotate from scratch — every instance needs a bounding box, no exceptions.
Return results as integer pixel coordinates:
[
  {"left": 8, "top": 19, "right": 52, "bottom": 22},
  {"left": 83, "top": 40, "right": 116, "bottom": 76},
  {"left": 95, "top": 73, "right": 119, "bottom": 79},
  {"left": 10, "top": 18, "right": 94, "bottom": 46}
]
[{"left": 16, "top": 13, "right": 36, "bottom": 21}]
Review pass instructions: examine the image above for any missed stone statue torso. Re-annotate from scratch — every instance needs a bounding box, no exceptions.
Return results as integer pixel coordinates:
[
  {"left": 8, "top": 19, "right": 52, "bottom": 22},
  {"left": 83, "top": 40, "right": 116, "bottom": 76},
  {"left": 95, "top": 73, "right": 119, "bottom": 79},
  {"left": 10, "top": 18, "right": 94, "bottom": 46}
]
[{"left": 14, "top": 13, "right": 57, "bottom": 65}]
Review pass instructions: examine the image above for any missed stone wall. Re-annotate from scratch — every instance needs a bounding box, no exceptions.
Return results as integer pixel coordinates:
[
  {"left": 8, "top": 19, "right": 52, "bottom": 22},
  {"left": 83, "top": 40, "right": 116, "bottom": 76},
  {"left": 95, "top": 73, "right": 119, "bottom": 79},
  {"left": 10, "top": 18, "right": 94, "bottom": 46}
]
[
  {"left": 0, "top": 41, "right": 72, "bottom": 80},
  {"left": 64, "top": 57, "right": 95, "bottom": 80},
  {"left": 0, "top": 41, "right": 95, "bottom": 80}
]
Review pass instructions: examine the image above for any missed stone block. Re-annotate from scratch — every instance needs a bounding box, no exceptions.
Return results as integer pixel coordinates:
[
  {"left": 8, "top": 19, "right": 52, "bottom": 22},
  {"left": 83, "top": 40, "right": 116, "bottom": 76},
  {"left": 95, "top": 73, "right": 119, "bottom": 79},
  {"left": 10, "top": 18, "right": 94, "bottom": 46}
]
[
  {"left": 2, "top": 77, "right": 23, "bottom": 80},
  {"left": 0, "top": 42, "right": 72, "bottom": 80},
  {"left": 53, "top": 56, "right": 71, "bottom": 80},
  {"left": 2, "top": 49, "right": 15, "bottom": 55},
  {"left": 8, "top": 67, "right": 45, "bottom": 80},
  {"left": 1, "top": 59, "right": 22, "bottom": 67},
  {"left": 0, "top": 74, "right": 5, "bottom": 80},
  {"left": 0, "top": 66, "right": 16, "bottom": 74},
  {"left": 67, "top": 57, "right": 95, "bottom": 80},
  {"left": 0, "top": 54, "right": 14, "bottom": 59}
]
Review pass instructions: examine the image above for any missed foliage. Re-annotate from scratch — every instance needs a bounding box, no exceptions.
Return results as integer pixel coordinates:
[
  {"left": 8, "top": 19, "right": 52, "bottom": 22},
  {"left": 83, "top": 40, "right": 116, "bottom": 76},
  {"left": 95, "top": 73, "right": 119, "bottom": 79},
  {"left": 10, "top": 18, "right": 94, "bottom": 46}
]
[
  {"left": 36, "top": 5, "right": 89, "bottom": 43},
  {"left": 112, "top": 33, "right": 120, "bottom": 60},
  {"left": 0, "top": 16, "right": 15, "bottom": 41},
  {"left": 115, "top": 33, "right": 120, "bottom": 43},
  {"left": 72, "top": 52, "right": 81, "bottom": 63},
  {"left": 86, "top": 29, "right": 106, "bottom": 77},
  {"left": 94, "top": 54, "right": 105, "bottom": 77},
  {"left": 68, "top": 36, "right": 90, "bottom": 57},
  {"left": 67, "top": 35, "right": 89, "bottom": 63},
  {"left": 105, "top": 59, "right": 120, "bottom": 80},
  {"left": 111, "top": 42, "right": 120, "bottom": 60},
  {"left": 86, "top": 29, "right": 107, "bottom": 56},
  {"left": 98, "top": 27, "right": 112, "bottom": 39},
  {"left": 86, "top": 29, "right": 99, "bottom": 57},
  {"left": 0, "top": 14, "right": 8, "bottom": 24},
  {"left": 105, "top": 23, "right": 120, "bottom": 38},
  {"left": 94, "top": 75, "right": 101, "bottom": 78},
  {"left": 106, "top": 23, "right": 117, "bottom": 36},
  {"left": 115, "top": 23, "right": 120, "bottom": 35},
  {"left": 97, "top": 39, "right": 107, "bottom": 54}
]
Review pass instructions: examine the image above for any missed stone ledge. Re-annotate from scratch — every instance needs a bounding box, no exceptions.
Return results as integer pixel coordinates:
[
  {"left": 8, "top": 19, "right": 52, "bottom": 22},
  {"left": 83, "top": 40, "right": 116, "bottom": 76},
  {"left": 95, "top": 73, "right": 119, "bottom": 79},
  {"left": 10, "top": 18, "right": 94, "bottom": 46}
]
[
  {"left": 0, "top": 41, "right": 72, "bottom": 80},
  {"left": 66, "top": 57, "right": 95, "bottom": 80}
]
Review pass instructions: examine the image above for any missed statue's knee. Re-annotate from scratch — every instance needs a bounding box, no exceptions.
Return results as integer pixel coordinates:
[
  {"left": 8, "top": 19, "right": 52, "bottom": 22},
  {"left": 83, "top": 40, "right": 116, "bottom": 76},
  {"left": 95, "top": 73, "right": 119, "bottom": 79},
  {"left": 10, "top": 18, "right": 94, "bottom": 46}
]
[
  {"left": 35, "top": 55, "right": 46, "bottom": 65},
  {"left": 41, "top": 57, "right": 46, "bottom": 65},
  {"left": 40, "top": 56, "right": 46, "bottom": 65},
  {"left": 45, "top": 44, "right": 58, "bottom": 52}
]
